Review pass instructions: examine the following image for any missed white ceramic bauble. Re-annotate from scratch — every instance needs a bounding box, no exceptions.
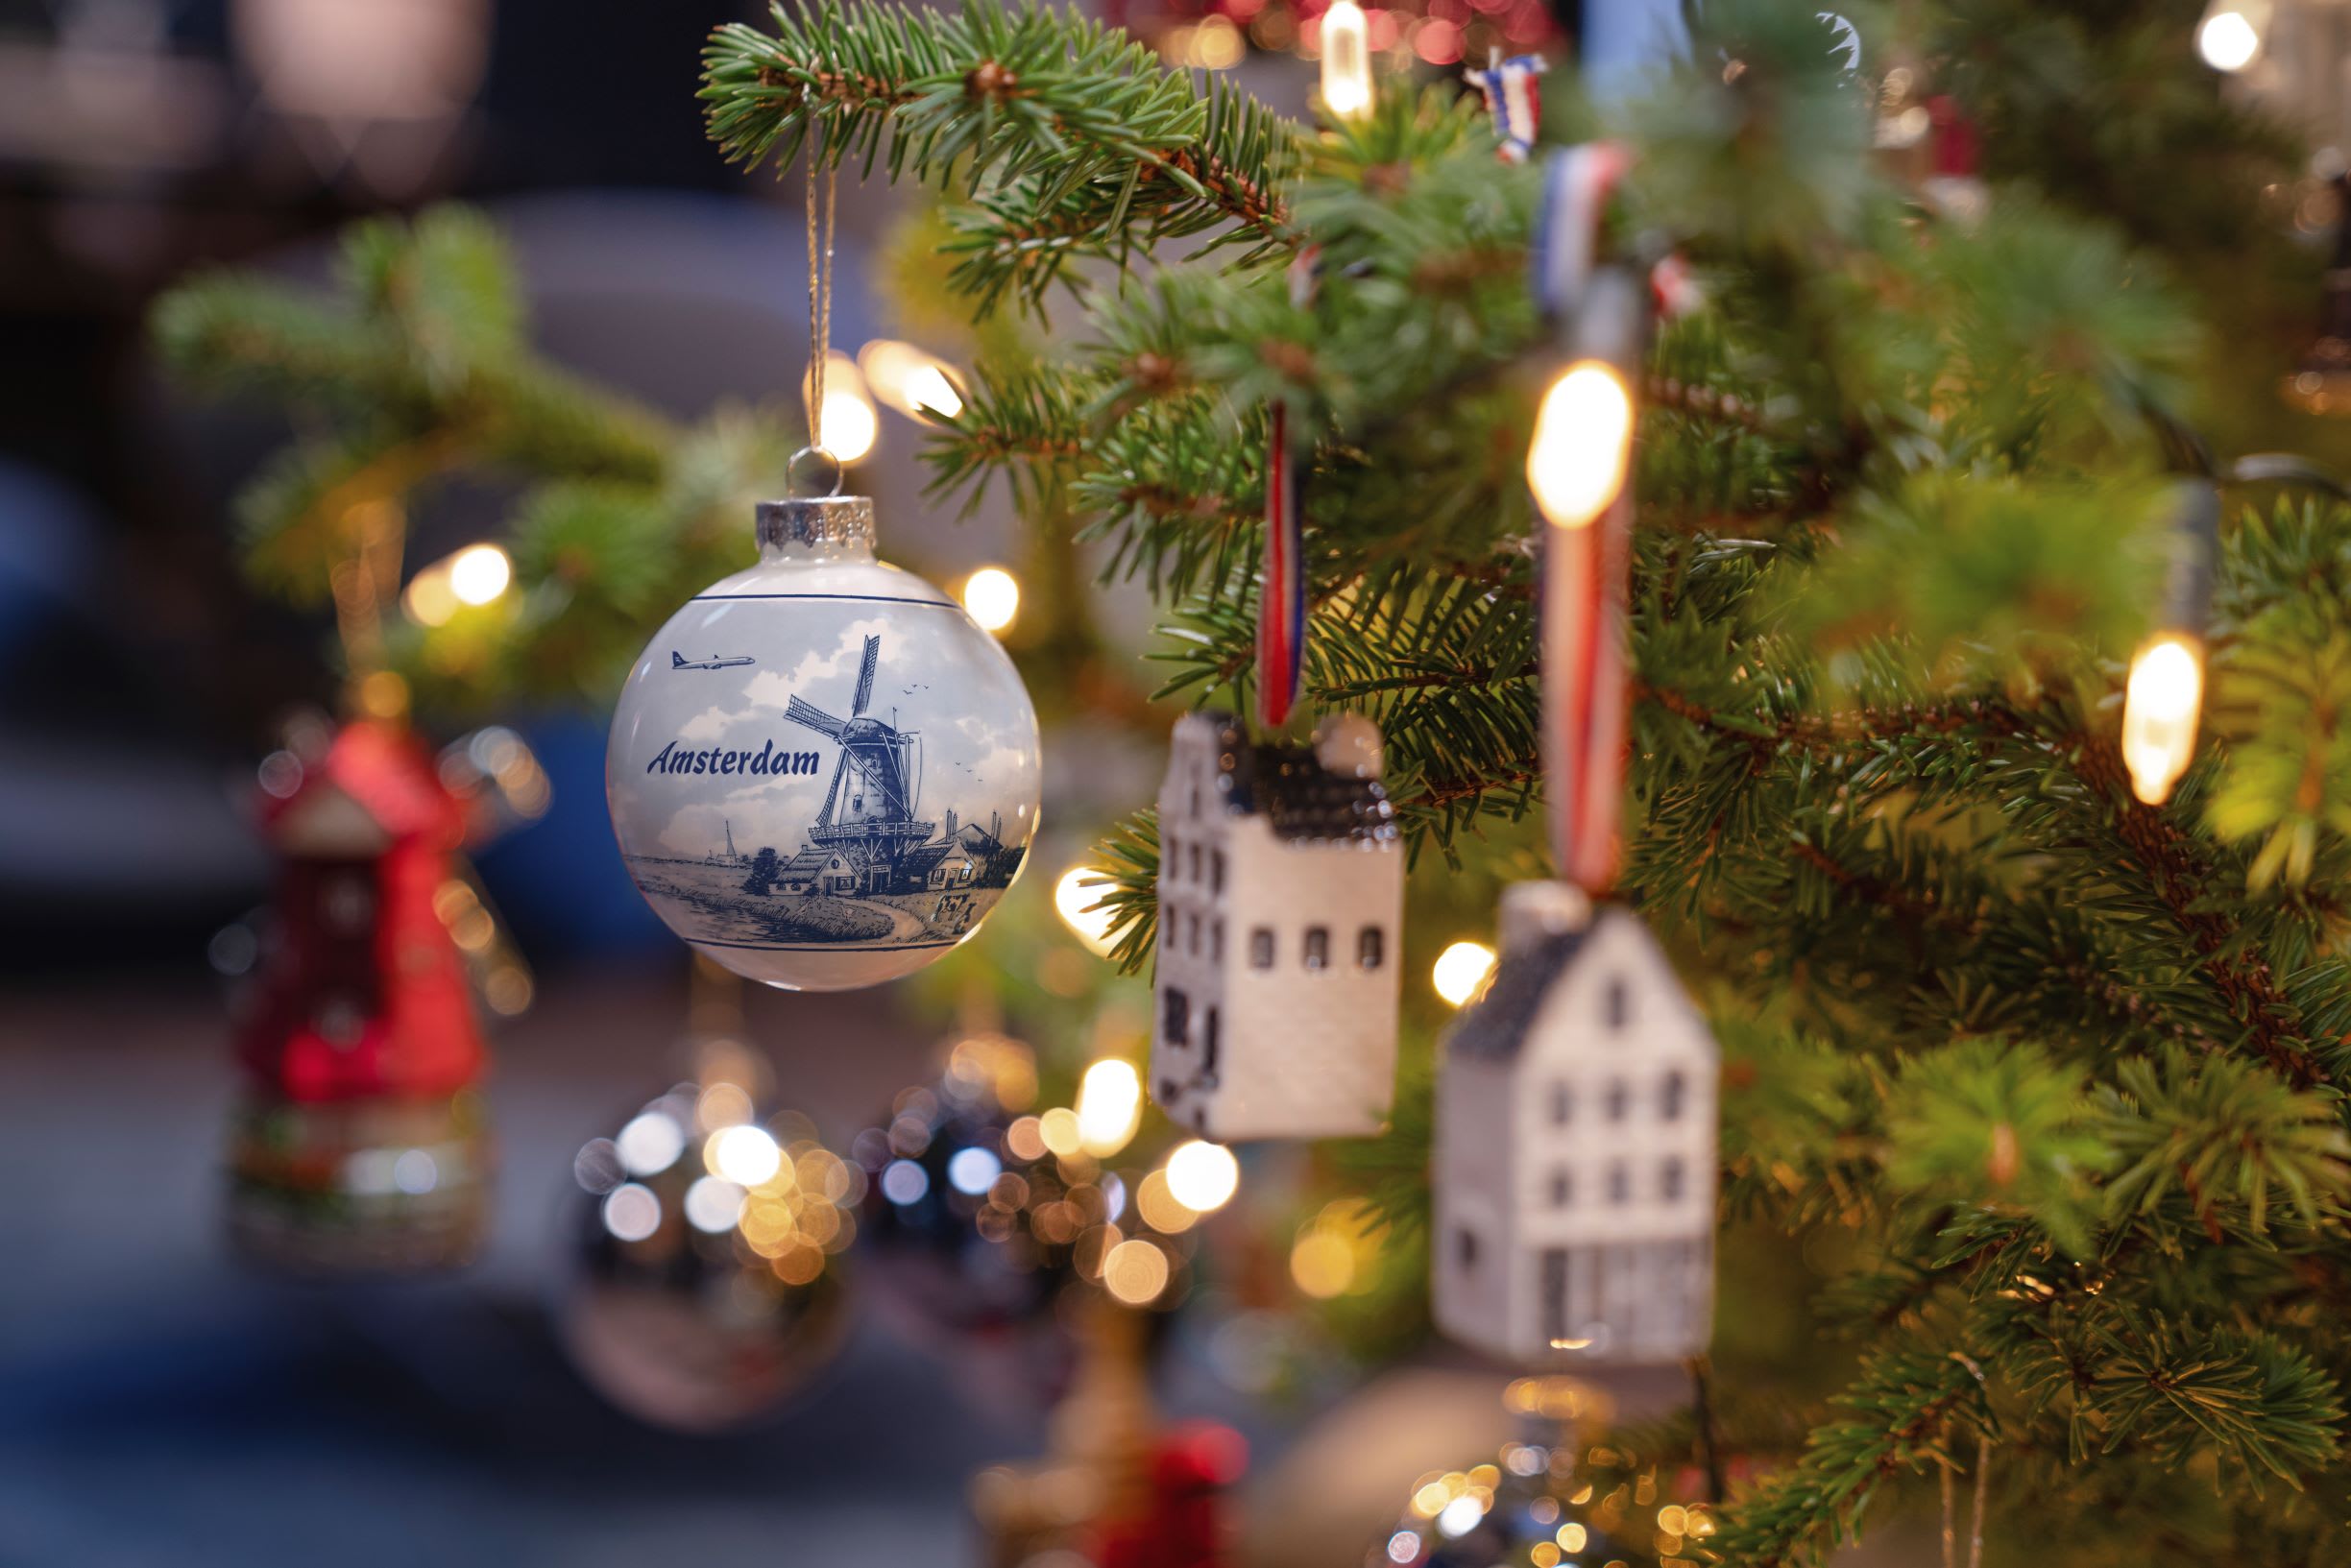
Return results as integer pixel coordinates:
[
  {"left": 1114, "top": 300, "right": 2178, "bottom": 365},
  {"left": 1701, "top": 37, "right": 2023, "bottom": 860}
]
[{"left": 607, "top": 495, "right": 1042, "bottom": 990}]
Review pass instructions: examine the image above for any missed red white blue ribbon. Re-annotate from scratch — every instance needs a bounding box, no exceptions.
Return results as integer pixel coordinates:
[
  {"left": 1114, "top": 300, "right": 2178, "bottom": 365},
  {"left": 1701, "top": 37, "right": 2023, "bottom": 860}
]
[
  {"left": 1257, "top": 245, "right": 1322, "bottom": 731},
  {"left": 1531, "top": 142, "right": 1633, "bottom": 319},
  {"left": 1464, "top": 51, "right": 1549, "bottom": 164}
]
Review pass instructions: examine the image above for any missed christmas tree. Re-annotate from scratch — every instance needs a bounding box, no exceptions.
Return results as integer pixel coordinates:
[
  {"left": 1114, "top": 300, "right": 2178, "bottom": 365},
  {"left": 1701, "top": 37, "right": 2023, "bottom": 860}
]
[{"left": 160, "top": 0, "right": 2351, "bottom": 1558}]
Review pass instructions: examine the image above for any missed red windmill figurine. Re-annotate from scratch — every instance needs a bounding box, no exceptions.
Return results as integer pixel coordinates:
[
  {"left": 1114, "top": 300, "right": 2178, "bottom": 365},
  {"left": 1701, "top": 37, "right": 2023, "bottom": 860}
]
[
  {"left": 241, "top": 716, "right": 485, "bottom": 1101},
  {"left": 227, "top": 714, "right": 498, "bottom": 1272}
]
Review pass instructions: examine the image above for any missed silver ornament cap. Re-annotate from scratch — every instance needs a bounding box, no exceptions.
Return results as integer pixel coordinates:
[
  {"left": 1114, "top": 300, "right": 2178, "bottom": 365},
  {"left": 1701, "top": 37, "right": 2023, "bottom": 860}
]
[{"left": 755, "top": 495, "right": 876, "bottom": 559}]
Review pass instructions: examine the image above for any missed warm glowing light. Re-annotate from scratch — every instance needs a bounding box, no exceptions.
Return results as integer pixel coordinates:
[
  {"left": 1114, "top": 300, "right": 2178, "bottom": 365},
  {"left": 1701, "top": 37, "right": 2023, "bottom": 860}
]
[
  {"left": 2196, "top": 2, "right": 2267, "bottom": 71},
  {"left": 857, "top": 339, "right": 966, "bottom": 421},
  {"left": 2121, "top": 634, "right": 2204, "bottom": 806},
  {"left": 1038, "top": 1106, "right": 1084, "bottom": 1158},
  {"left": 1163, "top": 1140, "right": 1240, "bottom": 1213},
  {"left": 905, "top": 366, "right": 963, "bottom": 420},
  {"left": 616, "top": 1111, "right": 686, "bottom": 1176},
  {"left": 1290, "top": 1229, "right": 1356, "bottom": 1298},
  {"left": 708, "top": 1123, "right": 783, "bottom": 1187},
  {"left": 601, "top": 1182, "right": 662, "bottom": 1242},
  {"left": 823, "top": 389, "right": 879, "bottom": 463},
  {"left": 1006, "top": 1115, "right": 1048, "bottom": 1161},
  {"left": 1077, "top": 1058, "right": 1144, "bottom": 1157},
  {"left": 683, "top": 1175, "right": 744, "bottom": 1233},
  {"left": 960, "top": 567, "right": 1021, "bottom": 633},
  {"left": 1102, "top": 1237, "right": 1173, "bottom": 1304},
  {"left": 695, "top": 1082, "right": 752, "bottom": 1131},
  {"left": 355, "top": 670, "right": 409, "bottom": 719},
  {"left": 1527, "top": 360, "right": 1635, "bottom": 530},
  {"left": 447, "top": 543, "right": 512, "bottom": 606},
  {"left": 1192, "top": 14, "right": 1246, "bottom": 68},
  {"left": 401, "top": 545, "right": 507, "bottom": 625},
  {"left": 1432, "top": 940, "right": 1498, "bottom": 1006},
  {"left": 807, "top": 351, "right": 880, "bottom": 462},
  {"left": 1320, "top": 0, "right": 1372, "bottom": 117},
  {"left": 2198, "top": 11, "right": 2259, "bottom": 68},
  {"left": 402, "top": 564, "right": 457, "bottom": 626},
  {"left": 1435, "top": 1492, "right": 1488, "bottom": 1538},
  {"left": 1054, "top": 866, "right": 1120, "bottom": 956},
  {"left": 1135, "top": 1169, "right": 1200, "bottom": 1234}
]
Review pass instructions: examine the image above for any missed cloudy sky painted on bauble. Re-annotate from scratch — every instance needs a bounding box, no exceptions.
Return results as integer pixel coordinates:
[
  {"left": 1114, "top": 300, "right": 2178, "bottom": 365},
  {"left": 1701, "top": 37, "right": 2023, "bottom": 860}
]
[{"left": 608, "top": 598, "right": 1040, "bottom": 864}]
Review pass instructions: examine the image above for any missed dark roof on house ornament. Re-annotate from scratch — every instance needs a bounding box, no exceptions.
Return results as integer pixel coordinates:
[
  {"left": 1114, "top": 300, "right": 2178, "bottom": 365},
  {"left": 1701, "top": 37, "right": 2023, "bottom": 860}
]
[
  {"left": 1442, "top": 929, "right": 1593, "bottom": 1062},
  {"left": 1193, "top": 711, "right": 1399, "bottom": 846}
]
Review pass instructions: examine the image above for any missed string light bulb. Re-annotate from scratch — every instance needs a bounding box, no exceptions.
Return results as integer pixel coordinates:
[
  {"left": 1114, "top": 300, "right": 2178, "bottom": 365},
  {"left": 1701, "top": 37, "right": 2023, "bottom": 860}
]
[
  {"left": 804, "top": 350, "right": 879, "bottom": 463},
  {"left": 2195, "top": 0, "right": 2269, "bottom": 72},
  {"left": 2122, "top": 479, "right": 2222, "bottom": 808},
  {"left": 448, "top": 543, "right": 512, "bottom": 606},
  {"left": 959, "top": 567, "right": 1020, "bottom": 633},
  {"left": 1053, "top": 865, "right": 1118, "bottom": 956},
  {"left": 857, "top": 339, "right": 965, "bottom": 422},
  {"left": 1433, "top": 940, "right": 1497, "bottom": 1007},
  {"left": 2121, "top": 633, "right": 2204, "bottom": 806},
  {"left": 1076, "top": 1058, "right": 1144, "bottom": 1157},
  {"left": 1526, "top": 360, "right": 1635, "bottom": 530},
  {"left": 405, "top": 543, "right": 511, "bottom": 623},
  {"left": 1163, "top": 1140, "right": 1240, "bottom": 1213},
  {"left": 1320, "top": 0, "right": 1373, "bottom": 119}
]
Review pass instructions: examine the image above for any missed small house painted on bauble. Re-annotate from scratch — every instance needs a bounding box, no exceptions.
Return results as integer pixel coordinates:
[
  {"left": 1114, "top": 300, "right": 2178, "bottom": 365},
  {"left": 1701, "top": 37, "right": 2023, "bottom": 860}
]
[
  {"left": 1433, "top": 881, "right": 1717, "bottom": 1366},
  {"left": 1151, "top": 712, "right": 1403, "bottom": 1142}
]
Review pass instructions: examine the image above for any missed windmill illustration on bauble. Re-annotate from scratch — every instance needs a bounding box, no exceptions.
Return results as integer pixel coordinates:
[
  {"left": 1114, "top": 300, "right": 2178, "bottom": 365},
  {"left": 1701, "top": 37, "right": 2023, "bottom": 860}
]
[{"left": 785, "top": 634, "right": 934, "bottom": 878}]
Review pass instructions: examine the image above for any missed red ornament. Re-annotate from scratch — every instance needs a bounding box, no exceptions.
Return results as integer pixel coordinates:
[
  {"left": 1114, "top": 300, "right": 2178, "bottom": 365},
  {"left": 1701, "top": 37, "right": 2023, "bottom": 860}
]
[
  {"left": 1087, "top": 1420, "right": 1248, "bottom": 1568},
  {"left": 239, "top": 718, "right": 485, "bottom": 1102}
]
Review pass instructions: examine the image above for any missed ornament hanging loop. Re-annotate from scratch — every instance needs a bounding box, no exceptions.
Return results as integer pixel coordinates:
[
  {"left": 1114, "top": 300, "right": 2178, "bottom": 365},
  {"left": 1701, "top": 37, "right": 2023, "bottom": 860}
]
[
  {"left": 802, "top": 124, "right": 841, "bottom": 458},
  {"left": 787, "top": 445, "right": 844, "bottom": 498}
]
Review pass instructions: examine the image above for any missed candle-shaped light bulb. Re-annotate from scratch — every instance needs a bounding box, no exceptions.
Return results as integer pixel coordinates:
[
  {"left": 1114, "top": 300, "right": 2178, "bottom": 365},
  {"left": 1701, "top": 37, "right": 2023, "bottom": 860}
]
[
  {"left": 2121, "top": 633, "right": 2205, "bottom": 805},
  {"left": 2195, "top": 0, "right": 2270, "bottom": 72},
  {"left": 1321, "top": 0, "right": 1373, "bottom": 119},
  {"left": 1526, "top": 360, "right": 1635, "bottom": 530}
]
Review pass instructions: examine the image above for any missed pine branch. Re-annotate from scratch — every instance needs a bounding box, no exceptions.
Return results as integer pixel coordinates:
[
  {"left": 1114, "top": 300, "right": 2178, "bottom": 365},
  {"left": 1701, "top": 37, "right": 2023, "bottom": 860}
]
[
  {"left": 1710, "top": 1350, "right": 1983, "bottom": 1568},
  {"left": 702, "top": 0, "right": 1301, "bottom": 306}
]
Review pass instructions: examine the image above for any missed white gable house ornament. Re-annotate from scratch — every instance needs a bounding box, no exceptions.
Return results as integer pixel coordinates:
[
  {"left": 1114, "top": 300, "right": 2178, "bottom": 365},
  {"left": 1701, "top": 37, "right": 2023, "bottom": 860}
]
[
  {"left": 607, "top": 495, "right": 1042, "bottom": 991},
  {"left": 1151, "top": 711, "right": 1404, "bottom": 1142},
  {"left": 1432, "top": 882, "right": 1719, "bottom": 1366}
]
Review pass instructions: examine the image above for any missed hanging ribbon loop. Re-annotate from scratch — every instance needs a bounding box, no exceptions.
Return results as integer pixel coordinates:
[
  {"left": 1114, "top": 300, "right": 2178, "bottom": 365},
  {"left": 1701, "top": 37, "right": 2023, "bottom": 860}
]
[
  {"left": 1256, "top": 244, "right": 1324, "bottom": 732},
  {"left": 803, "top": 130, "right": 841, "bottom": 466},
  {"left": 1464, "top": 50, "right": 1549, "bottom": 164}
]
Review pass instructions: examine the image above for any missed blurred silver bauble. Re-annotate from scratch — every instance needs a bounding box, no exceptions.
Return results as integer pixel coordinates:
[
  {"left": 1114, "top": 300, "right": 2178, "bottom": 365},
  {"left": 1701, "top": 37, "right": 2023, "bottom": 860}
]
[
  {"left": 852, "top": 1033, "right": 1080, "bottom": 1335},
  {"left": 557, "top": 1051, "right": 860, "bottom": 1430}
]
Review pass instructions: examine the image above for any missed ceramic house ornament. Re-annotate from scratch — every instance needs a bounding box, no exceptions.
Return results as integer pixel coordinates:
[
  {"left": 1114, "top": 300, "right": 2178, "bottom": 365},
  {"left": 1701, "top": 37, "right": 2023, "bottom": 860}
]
[
  {"left": 1433, "top": 881, "right": 1719, "bottom": 1365},
  {"left": 1151, "top": 711, "right": 1404, "bottom": 1141},
  {"left": 607, "top": 495, "right": 1042, "bottom": 991}
]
